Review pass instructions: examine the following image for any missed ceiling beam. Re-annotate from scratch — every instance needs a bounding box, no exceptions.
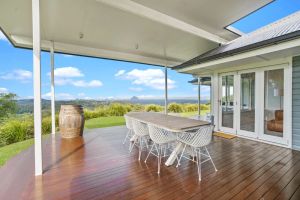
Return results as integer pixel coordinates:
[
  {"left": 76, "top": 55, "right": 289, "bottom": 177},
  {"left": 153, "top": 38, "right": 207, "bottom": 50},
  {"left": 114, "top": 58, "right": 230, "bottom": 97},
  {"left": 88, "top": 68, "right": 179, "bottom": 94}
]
[
  {"left": 10, "top": 35, "right": 182, "bottom": 67},
  {"left": 96, "top": 0, "right": 228, "bottom": 44}
]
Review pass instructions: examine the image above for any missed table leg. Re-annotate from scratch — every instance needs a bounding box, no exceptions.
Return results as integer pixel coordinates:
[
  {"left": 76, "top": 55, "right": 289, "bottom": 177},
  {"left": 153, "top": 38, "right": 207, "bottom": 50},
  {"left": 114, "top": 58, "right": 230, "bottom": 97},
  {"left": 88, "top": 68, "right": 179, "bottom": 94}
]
[{"left": 165, "top": 142, "right": 183, "bottom": 166}]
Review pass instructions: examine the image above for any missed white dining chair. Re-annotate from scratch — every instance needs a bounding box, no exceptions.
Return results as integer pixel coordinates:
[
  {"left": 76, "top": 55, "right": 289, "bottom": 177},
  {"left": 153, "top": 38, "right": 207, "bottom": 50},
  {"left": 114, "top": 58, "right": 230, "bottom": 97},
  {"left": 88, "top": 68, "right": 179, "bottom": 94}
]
[
  {"left": 145, "top": 124, "right": 177, "bottom": 174},
  {"left": 176, "top": 125, "right": 217, "bottom": 181},
  {"left": 131, "top": 119, "right": 150, "bottom": 161},
  {"left": 123, "top": 115, "right": 134, "bottom": 146}
]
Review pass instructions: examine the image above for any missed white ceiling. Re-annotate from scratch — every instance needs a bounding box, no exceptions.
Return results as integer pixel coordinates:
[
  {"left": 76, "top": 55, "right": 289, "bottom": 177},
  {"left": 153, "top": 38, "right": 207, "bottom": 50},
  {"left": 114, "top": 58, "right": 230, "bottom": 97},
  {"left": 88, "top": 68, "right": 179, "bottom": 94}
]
[{"left": 0, "top": 0, "right": 273, "bottom": 67}]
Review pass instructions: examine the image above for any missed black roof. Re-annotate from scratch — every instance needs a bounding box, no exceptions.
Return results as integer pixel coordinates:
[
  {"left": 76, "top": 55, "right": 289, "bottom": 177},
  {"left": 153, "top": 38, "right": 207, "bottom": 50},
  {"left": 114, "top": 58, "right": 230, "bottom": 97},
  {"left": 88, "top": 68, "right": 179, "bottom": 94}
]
[{"left": 174, "top": 11, "right": 300, "bottom": 70}]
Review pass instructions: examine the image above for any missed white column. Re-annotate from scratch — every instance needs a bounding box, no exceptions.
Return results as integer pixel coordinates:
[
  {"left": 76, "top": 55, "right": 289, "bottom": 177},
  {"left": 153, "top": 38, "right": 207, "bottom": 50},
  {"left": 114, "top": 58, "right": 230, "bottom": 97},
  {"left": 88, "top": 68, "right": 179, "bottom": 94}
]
[
  {"left": 198, "top": 77, "right": 201, "bottom": 119},
  {"left": 50, "top": 42, "right": 55, "bottom": 135},
  {"left": 212, "top": 73, "right": 219, "bottom": 129},
  {"left": 32, "top": 0, "right": 42, "bottom": 176},
  {"left": 164, "top": 66, "right": 168, "bottom": 114}
]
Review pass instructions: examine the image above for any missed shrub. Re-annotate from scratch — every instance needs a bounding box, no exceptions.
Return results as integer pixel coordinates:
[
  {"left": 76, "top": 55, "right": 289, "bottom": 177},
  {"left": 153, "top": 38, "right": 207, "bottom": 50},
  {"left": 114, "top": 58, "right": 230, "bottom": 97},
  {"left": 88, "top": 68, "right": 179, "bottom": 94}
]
[
  {"left": 108, "top": 103, "right": 128, "bottom": 116},
  {"left": 200, "top": 104, "right": 210, "bottom": 111},
  {"left": 168, "top": 103, "right": 183, "bottom": 113},
  {"left": 0, "top": 119, "right": 33, "bottom": 146},
  {"left": 145, "top": 104, "right": 163, "bottom": 112},
  {"left": 183, "top": 104, "right": 198, "bottom": 112},
  {"left": 42, "top": 117, "right": 52, "bottom": 135}
]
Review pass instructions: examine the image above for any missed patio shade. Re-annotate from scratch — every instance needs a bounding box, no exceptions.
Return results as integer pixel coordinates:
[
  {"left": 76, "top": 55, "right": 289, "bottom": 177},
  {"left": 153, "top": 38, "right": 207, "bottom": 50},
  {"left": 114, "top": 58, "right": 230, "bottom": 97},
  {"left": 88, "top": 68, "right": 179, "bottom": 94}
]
[{"left": 0, "top": 0, "right": 273, "bottom": 67}]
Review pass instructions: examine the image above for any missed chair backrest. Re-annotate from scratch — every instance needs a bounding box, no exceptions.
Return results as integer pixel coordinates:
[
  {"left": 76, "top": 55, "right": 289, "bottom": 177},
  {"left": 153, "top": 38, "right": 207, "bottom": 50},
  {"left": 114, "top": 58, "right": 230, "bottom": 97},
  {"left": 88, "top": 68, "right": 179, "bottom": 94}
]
[
  {"left": 124, "top": 115, "right": 133, "bottom": 130},
  {"left": 132, "top": 119, "right": 149, "bottom": 136},
  {"left": 148, "top": 124, "right": 175, "bottom": 144},
  {"left": 190, "top": 125, "right": 214, "bottom": 147}
]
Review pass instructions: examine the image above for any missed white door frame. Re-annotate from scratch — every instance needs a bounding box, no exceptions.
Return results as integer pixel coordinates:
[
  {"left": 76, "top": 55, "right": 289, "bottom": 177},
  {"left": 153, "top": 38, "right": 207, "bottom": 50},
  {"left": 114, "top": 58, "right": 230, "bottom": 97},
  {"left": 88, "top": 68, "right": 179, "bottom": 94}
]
[
  {"left": 218, "top": 72, "right": 237, "bottom": 134},
  {"left": 215, "top": 63, "right": 292, "bottom": 147},
  {"left": 236, "top": 70, "right": 259, "bottom": 139},
  {"left": 258, "top": 63, "right": 291, "bottom": 146}
]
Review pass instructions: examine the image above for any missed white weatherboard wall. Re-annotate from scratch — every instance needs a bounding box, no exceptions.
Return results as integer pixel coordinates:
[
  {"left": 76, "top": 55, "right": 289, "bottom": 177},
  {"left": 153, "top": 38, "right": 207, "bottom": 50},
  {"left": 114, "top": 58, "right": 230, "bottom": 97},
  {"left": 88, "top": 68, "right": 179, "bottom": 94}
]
[{"left": 292, "top": 56, "right": 300, "bottom": 150}]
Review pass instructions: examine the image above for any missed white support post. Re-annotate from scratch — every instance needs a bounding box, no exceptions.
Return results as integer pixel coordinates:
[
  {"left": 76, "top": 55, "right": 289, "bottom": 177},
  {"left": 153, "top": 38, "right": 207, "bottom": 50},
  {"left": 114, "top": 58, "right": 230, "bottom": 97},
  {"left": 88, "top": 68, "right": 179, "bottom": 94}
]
[
  {"left": 164, "top": 66, "right": 168, "bottom": 114},
  {"left": 198, "top": 77, "right": 201, "bottom": 119},
  {"left": 50, "top": 42, "right": 55, "bottom": 135},
  {"left": 32, "top": 0, "right": 42, "bottom": 176}
]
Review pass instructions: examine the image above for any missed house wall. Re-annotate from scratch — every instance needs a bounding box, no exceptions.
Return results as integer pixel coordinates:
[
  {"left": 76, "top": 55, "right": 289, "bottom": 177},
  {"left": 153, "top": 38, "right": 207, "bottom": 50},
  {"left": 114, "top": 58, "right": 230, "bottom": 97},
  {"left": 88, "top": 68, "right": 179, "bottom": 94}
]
[{"left": 292, "top": 56, "right": 300, "bottom": 150}]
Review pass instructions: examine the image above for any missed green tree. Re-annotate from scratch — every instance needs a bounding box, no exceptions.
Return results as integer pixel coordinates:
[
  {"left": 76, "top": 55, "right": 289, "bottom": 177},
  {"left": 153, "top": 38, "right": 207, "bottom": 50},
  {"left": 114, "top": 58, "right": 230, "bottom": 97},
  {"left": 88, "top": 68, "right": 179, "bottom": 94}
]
[{"left": 0, "top": 93, "right": 17, "bottom": 119}]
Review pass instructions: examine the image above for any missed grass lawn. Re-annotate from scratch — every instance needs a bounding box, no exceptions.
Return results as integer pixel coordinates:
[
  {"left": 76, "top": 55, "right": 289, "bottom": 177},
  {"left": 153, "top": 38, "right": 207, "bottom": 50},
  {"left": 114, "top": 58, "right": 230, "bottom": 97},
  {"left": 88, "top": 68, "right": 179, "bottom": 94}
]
[
  {"left": 0, "top": 138, "right": 34, "bottom": 166},
  {"left": 85, "top": 116, "right": 125, "bottom": 129}
]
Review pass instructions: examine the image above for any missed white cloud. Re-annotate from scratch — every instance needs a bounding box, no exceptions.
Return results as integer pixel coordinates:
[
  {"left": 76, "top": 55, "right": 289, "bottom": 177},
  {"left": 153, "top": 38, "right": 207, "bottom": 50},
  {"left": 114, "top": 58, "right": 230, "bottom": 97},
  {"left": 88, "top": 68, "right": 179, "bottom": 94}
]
[
  {"left": 42, "top": 92, "right": 75, "bottom": 100},
  {"left": 53, "top": 67, "right": 83, "bottom": 78},
  {"left": 129, "top": 87, "right": 143, "bottom": 92},
  {"left": 115, "top": 70, "right": 126, "bottom": 77},
  {"left": 1, "top": 69, "right": 32, "bottom": 82},
  {"left": 0, "top": 31, "right": 7, "bottom": 41},
  {"left": 78, "top": 93, "right": 85, "bottom": 97},
  {"left": 72, "top": 80, "right": 103, "bottom": 87},
  {"left": 0, "top": 87, "right": 8, "bottom": 93},
  {"left": 136, "top": 95, "right": 157, "bottom": 99},
  {"left": 117, "top": 68, "right": 175, "bottom": 90},
  {"left": 50, "top": 67, "right": 103, "bottom": 88}
]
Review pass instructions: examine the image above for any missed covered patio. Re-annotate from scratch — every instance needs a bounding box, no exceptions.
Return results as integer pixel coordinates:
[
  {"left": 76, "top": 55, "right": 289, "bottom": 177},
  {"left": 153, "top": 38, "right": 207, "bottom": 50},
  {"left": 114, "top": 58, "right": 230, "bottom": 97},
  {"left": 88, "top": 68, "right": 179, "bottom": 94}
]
[
  {"left": 2, "top": 0, "right": 300, "bottom": 199},
  {"left": 0, "top": 0, "right": 277, "bottom": 176},
  {"left": 1, "top": 126, "right": 300, "bottom": 200}
]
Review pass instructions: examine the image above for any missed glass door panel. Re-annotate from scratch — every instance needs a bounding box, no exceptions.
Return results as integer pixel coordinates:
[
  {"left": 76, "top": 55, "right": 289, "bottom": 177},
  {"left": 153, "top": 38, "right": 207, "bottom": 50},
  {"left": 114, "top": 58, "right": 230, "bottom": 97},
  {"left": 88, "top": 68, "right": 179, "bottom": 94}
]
[
  {"left": 264, "top": 69, "right": 284, "bottom": 138},
  {"left": 221, "top": 75, "right": 234, "bottom": 129},
  {"left": 240, "top": 72, "right": 255, "bottom": 133}
]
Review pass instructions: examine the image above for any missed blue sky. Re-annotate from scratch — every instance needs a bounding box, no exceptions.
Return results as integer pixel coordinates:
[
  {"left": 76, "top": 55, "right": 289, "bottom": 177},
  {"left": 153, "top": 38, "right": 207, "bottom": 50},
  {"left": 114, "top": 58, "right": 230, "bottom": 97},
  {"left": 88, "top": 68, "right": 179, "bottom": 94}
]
[{"left": 0, "top": 0, "right": 299, "bottom": 100}]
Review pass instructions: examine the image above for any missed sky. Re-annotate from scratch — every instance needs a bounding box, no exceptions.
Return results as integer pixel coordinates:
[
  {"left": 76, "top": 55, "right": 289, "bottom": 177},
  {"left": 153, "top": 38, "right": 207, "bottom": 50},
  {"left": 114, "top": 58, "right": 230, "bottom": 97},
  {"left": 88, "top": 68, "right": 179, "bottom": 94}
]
[{"left": 0, "top": 0, "right": 299, "bottom": 101}]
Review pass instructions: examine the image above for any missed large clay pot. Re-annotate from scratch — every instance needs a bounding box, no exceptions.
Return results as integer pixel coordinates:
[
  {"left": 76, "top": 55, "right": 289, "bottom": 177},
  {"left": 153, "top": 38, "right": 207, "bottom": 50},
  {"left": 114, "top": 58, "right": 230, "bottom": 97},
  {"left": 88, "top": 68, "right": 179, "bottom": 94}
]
[{"left": 59, "top": 105, "right": 85, "bottom": 138}]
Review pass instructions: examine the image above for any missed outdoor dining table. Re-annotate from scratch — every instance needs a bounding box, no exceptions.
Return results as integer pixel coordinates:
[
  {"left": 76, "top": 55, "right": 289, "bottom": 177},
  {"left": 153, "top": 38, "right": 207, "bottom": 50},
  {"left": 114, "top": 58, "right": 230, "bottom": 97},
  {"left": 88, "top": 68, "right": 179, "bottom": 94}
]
[{"left": 126, "top": 112, "right": 210, "bottom": 166}]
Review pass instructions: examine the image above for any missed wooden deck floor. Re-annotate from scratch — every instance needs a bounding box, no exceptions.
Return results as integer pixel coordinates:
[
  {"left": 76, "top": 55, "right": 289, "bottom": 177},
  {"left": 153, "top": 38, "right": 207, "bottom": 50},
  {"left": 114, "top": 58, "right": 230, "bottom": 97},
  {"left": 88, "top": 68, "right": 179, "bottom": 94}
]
[{"left": 1, "top": 126, "right": 300, "bottom": 200}]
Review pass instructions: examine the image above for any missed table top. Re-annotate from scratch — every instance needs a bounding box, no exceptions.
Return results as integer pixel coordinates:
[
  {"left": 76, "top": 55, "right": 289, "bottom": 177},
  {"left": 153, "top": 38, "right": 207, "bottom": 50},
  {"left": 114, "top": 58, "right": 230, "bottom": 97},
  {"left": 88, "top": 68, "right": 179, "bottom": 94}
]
[{"left": 126, "top": 112, "right": 210, "bottom": 132}]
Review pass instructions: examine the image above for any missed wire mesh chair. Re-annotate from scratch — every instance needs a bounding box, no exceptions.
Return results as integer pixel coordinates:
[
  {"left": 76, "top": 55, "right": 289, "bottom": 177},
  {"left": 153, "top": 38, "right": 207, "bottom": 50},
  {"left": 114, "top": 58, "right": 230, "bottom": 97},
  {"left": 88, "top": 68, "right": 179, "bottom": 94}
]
[
  {"left": 123, "top": 115, "right": 134, "bottom": 146},
  {"left": 130, "top": 119, "right": 150, "bottom": 161},
  {"left": 176, "top": 125, "right": 217, "bottom": 181},
  {"left": 145, "top": 124, "right": 177, "bottom": 174}
]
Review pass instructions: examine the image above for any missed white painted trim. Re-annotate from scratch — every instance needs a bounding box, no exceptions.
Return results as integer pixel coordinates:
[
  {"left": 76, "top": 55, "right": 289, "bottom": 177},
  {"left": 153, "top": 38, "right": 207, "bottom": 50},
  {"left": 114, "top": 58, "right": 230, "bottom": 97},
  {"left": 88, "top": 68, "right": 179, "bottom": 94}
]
[
  {"left": 96, "top": 0, "right": 227, "bottom": 44},
  {"left": 197, "top": 77, "right": 201, "bottom": 117},
  {"left": 10, "top": 35, "right": 181, "bottom": 67},
  {"left": 32, "top": 0, "right": 42, "bottom": 176},
  {"left": 164, "top": 66, "right": 168, "bottom": 114},
  {"left": 179, "top": 38, "right": 300, "bottom": 73},
  {"left": 212, "top": 73, "right": 219, "bottom": 130},
  {"left": 236, "top": 70, "right": 258, "bottom": 139},
  {"left": 218, "top": 72, "right": 237, "bottom": 134},
  {"left": 50, "top": 42, "right": 55, "bottom": 135}
]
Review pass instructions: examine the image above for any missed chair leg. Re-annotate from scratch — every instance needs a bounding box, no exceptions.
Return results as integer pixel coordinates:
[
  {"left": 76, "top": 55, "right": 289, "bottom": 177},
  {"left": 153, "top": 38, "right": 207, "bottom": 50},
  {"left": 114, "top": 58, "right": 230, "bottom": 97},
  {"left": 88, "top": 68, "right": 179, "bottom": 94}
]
[
  {"left": 158, "top": 145, "right": 162, "bottom": 174},
  {"left": 145, "top": 144, "right": 155, "bottom": 163},
  {"left": 138, "top": 137, "right": 142, "bottom": 161},
  {"left": 144, "top": 137, "right": 149, "bottom": 149},
  {"left": 129, "top": 137, "right": 137, "bottom": 153},
  {"left": 205, "top": 147, "right": 217, "bottom": 172},
  {"left": 123, "top": 129, "right": 130, "bottom": 144},
  {"left": 176, "top": 144, "right": 187, "bottom": 168},
  {"left": 196, "top": 148, "right": 201, "bottom": 181}
]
